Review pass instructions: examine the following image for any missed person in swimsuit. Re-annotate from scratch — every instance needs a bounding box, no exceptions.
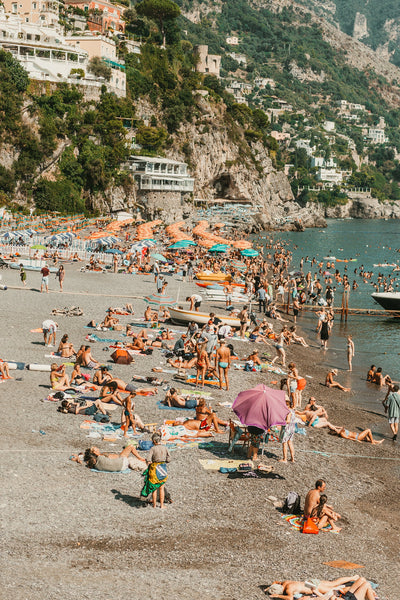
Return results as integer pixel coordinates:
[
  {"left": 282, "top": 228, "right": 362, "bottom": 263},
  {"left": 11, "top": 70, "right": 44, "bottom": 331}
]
[
  {"left": 163, "top": 388, "right": 198, "bottom": 409},
  {"left": 57, "top": 334, "right": 76, "bottom": 358},
  {"left": 99, "top": 381, "right": 124, "bottom": 406},
  {"left": 366, "top": 365, "right": 376, "bottom": 382},
  {"left": 50, "top": 363, "right": 70, "bottom": 390},
  {"left": 215, "top": 339, "right": 231, "bottom": 390},
  {"left": 325, "top": 369, "right": 350, "bottom": 392},
  {"left": 264, "top": 576, "right": 358, "bottom": 599},
  {"left": 174, "top": 399, "right": 227, "bottom": 433},
  {"left": 329, "top": 425, "right": 384, "bottom": 445},
  {"left": 195, "top": 342, "right": 209, "bottom": 388},
  {"left": 271, "top": 330, "right": 286, "bottom": 366},
  {"left": 81, "top": 346, "right": 100, "bottom": 369},
  {"left": 346, "top": 334, "right": 355, "bottom": 371},
  {"left": 310, "top": 494, "right": 342, "bottom": 532}
]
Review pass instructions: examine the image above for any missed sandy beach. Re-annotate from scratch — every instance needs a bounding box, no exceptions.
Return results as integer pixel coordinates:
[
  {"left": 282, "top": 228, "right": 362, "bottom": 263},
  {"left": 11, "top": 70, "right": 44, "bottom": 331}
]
[{"left": 1, "top": 263, "right": 399, "bottom": 600}]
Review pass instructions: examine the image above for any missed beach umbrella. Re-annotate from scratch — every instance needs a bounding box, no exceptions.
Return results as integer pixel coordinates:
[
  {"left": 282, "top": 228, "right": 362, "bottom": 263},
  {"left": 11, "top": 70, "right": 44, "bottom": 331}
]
[
  {"left": 168, "top": 240, "right": 197, "bottom": 249},
  {"left": 151, "top": 253, "right": 168, "bottom": 263},
  {"left": 209, "top": 244, "right": 229, "bottom": 252},
  {"left": 231, "top": 259, "right": 246, "bottom": 271},
  {"left": 105, "top": 248, "right": 123, "bottom": 254},
  {"left": 144, "top": 293, "right": 177, "bottom": 308},
  {"left": 232, "top": 384, "right": 289, "bottom": 431},
  {"left": 241, "top": 249, "right": 259, "bottom": 257},
  {"left": 131, "top": 240, "right": 156, "bottom": 251}
]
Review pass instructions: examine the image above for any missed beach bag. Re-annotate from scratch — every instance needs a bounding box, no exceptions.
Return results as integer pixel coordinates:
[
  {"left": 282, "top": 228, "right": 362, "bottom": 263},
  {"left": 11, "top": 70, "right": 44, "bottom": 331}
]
[
  {"left": 155, "top": 463, "right": 168, "bottom": 480},
  {"left": 111, "top": 349, "right": 133, "bottom": 365},
  {"left": 297, "top": 378, "right": 307, "bottom": 391},
  {"left": 138, "top": 440, "right": 153, "bottom": 451},
  {"left": 302, "top": 517, "right": 319, "bottom": 535},
  {"left": 282, "top": 491, "right": 301, "bottom": 515}
]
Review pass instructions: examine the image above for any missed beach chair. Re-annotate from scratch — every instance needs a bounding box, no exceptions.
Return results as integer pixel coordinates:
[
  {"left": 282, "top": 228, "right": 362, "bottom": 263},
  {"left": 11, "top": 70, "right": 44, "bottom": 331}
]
[{"left": 228, "top": 420, "right": 250, "bottom": 453}]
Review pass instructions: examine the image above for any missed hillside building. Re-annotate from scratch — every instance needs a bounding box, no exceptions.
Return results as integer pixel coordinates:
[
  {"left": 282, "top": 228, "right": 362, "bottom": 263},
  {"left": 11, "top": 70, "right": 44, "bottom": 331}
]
[
  {"left": 64, "top": 0, "right": 125, "bottom": 33},
  {"left": 194, "top": 44, "right": 221, "bottom": 78},
  {"left": 3, "top": 0, "right": 60, "bottom": 27},
  {"left": 227, "top": 51, "right": 246, "bottom": 66},
  {"left": 367, "top": 128, "right": 389, "bottom": 144},
  {"left": 123, "top": 156, "right": 194, "bottom": 193},
  {"left": 226, "top": 35, "right": 239, "bottom": 45}
]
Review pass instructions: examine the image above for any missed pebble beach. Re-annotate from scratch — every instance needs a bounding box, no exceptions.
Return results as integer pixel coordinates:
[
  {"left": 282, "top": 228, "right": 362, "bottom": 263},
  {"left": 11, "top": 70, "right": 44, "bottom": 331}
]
[{"left": 1, "top": 262, "right": 399, "bottom": 600}]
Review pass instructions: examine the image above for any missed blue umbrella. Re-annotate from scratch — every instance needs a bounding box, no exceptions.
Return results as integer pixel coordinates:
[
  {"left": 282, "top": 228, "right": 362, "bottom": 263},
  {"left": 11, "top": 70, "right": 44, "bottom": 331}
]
[
  {"left": 105, "top": 248, "right": 123, "bottom": 254},
  {"left": 241, "top": 249, "right": 259, "bottom": 257},
  {"left": 169, "top": 240, "right": 197, "bottom": 249},
  {"left": 209, "top": 244, "right": 229, "bottom": 252},
  {"left": 151, "top": 253, "right": 168, "bottom": 263}
]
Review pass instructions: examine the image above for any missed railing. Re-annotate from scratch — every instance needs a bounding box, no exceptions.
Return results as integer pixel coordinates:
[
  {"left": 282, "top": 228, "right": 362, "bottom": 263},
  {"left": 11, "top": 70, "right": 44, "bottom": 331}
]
[{"left": 0, "top": 244, "right": 115, "bottom": 264}]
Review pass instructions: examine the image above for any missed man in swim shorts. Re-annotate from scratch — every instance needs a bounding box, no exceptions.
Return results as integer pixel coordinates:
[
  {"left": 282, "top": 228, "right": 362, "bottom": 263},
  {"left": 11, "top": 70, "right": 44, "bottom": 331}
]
[
  {"left": 40, "top": 264, "right": 50, "bottom": 293},
  {"left": 215, "top": 339, "right": 231, "bottom": 391},
  {"left": 42, "top": 319, "right": 58, "bottom": 347}
]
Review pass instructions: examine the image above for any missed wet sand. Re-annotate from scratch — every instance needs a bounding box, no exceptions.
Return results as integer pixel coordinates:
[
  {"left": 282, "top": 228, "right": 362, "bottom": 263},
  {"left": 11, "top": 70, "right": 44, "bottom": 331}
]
[{"left": 0, "top": 263, "right": 399, "bottom": 600}]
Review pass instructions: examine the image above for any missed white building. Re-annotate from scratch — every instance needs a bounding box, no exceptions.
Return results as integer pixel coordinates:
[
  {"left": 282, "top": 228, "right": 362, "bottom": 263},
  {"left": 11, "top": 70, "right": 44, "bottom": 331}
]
[
  {"left": 124, "top": 156, "right": 194, "bottom": 193},
  {"left": 226, "top": 36, "right": 239, "bottom": 45},
  {"left": 254, "top": 77, "right": 275, "bottom": 89},
  {"left": 227, "top": 51, "right": 246, "bottom": 66},
  {"left": 367, "top": 128, "right": 389, "bottom": 144},
  {"left": 311, "top": 156, "right": 337, "bottom": 168},
  {"left": 0, "top": 9, "right": 126, "bottom": 95},
  {"left": 316, "top": 168, "right": 343, "bottom": 184},
  {"left": 295, "top": 139, "right": 316, "bottom": 156},
  {"left": 323, "top": 120, "right": 335, "bottom": 132}
]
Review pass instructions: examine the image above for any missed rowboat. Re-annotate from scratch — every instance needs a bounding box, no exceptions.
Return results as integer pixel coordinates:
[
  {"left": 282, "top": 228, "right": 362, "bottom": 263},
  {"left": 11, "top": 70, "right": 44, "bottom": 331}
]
[
  {"left": 7, "top": 260, "right": 58, "bottom": 273},
  {"left": 195, "top": 271, "right": 232, "bottom": 282},
  {"left": 195, "top": 281, "right": 245, "bottom": 289},
  {"left": 204, "top": 289, "right": 251, "bottom": 304},
  {"left": 169, "top": 307, "right": 245, "bottom": 327}
]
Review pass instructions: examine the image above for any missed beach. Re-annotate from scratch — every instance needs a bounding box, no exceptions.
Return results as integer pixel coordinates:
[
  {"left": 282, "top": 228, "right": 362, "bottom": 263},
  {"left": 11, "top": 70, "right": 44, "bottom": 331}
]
[{"left": 1, "top": 262, "right": 399, "bottom": 600}]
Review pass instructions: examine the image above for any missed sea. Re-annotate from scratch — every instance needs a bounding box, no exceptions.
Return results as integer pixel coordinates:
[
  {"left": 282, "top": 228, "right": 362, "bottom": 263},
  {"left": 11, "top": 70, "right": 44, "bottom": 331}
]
[{"left": 253, "top": 219, "right": 400, "bottom": 429}]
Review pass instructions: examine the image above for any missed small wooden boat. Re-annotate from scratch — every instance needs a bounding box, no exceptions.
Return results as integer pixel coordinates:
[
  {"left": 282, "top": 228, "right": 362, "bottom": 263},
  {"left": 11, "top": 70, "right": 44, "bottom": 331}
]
[
  {"left": 195, "top": 271, "right": 232, "bottom": 282},
  {"left": 195, "top": 281, "right": 245, "bottom": 289},
  {"left": 169, "top": 307, "right": 245, "bottom": 327}
]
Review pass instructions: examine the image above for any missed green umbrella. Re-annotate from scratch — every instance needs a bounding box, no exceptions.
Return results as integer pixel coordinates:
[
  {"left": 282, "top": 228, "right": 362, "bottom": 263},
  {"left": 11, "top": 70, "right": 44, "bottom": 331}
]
[
  {"left": 241, "top": 249, "right": 259, "bottom": 257},
  {"left": 151, "top": 253, "right": 168, "bottom": 263},
  {"left": 169, "top": 240, "right": 197, "bottom": 249}
]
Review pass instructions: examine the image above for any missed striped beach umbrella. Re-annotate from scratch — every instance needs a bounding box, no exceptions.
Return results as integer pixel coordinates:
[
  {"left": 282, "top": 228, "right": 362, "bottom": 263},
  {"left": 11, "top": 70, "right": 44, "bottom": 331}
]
[{"left": 144, "top": 293, "right": 177, "bottom": 308}]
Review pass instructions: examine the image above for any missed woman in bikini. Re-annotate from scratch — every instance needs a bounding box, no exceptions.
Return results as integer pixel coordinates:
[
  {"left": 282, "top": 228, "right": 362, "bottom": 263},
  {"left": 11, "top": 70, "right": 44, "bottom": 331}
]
[
  {"left": 57, "top": 334, "right": 76, "bottom": 358},
  {"left": 310, "top": 494, "right": 341, "bottom": 532},
  {"left": 195, "top": 342, "right": 209, "bottom": 388},
  {"left": 50, "top": 363, "right": 70, "bottom": 390},
  {"left": 329, "top": 425, "right": 384, "bottom": 445},
  {"left": 174, "top": 399, "right": 227, "bottom": 434}
]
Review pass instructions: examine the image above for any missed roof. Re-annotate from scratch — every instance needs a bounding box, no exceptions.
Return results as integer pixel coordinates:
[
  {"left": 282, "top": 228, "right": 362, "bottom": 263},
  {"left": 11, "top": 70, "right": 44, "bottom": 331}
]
[{"left": 129, "top": 155, "right": 187, "bottom": 166}]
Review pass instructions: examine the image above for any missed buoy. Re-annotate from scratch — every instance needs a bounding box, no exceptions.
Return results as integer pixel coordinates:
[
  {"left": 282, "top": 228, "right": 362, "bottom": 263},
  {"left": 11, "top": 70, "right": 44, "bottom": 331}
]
[{"left": 26, "top": 364, "right": 51, "bottom": 372}]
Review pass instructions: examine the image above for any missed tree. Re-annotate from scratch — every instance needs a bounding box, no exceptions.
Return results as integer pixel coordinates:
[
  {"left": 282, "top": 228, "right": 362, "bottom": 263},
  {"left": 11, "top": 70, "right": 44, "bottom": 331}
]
[
  {"left": 88, "top": 57, "right": 112, "bottom": 81},
  {"left": 135, "top": 0, "right": 180, "bottom": 47}
]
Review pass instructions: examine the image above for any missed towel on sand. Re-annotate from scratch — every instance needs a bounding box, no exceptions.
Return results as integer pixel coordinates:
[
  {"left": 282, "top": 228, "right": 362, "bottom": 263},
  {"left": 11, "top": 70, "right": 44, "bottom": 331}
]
[
  {"left": 281, "top": 514, "right": 340, "bottom": 534},
  {"left": 91, "top": 468, "right": 130, "bottom": 474},
  {"left": 199, "top": 459, "right": 248, "bottom": 471}
]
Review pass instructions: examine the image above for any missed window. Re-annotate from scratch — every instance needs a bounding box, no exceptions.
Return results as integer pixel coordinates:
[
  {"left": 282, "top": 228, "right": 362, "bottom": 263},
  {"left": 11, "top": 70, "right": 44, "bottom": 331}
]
[
  {"left": 33, "top": 2, "right": 37, "bottom": 8},
  {"left": 12, "top": 3, "right": 17, "bottom": 12}
]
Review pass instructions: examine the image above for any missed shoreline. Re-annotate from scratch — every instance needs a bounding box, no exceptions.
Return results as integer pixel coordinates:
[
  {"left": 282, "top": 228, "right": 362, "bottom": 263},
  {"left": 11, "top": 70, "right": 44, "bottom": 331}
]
[{"left": 1, "top": 262, "right": 399, "bottom": 600}]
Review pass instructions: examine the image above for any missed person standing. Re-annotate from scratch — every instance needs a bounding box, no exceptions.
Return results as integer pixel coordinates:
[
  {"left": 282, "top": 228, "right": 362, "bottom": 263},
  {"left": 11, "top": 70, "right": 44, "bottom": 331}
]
[
  {"left": 57, "top": 264, "right": 65, "bottom": 292},
  {"left": 320, "top": 316, "right": 330, "bottom": 350},
  {"left": 140, "top": 433, "right": 170, "bottom": 509},
  {"left": 293, "top": 296, "right": 300, "bottom": 323},
  {"left": 383, "top": 383, "right": 400, "bottom": 441},
  {"left": 113, "top": 254, "right": 118, "bottom": 273},
  {"left": 215, "top": 339, "right": 231, "bottom": 390},
  {"left": 279, "top": 403, "right": 296, "bottom": 463},
  {"left": 257, "top": 285, "right": 267, "bottom": 313},
  {"left": 40, "top": 263, "right": 50, "bottom": 293},
  {"left": 346, "top": 334, "right": 355, "bottom": 371},
  {"left": 19, "top": 264, "right": 27, "bottom": 287}
]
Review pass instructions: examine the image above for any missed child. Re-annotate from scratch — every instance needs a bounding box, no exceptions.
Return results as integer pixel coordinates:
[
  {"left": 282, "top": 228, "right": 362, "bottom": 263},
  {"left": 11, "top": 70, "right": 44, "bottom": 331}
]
[
  {"left": 140, "top": 433, "right": 171, "bottom": 509},
  {"left": 311, "top": 494, "right": 342, "bottom": 532}
]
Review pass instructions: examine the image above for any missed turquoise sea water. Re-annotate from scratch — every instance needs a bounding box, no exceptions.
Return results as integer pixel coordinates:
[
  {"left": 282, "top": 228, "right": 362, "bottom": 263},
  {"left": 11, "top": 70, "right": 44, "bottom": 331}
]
[{"left": 253, "top": 219, "right": 400, "bottom": 420}]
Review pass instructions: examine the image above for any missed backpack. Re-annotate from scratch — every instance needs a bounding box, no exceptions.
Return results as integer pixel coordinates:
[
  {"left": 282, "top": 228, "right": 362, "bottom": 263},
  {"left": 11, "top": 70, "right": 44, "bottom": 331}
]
[{"left": 282, "top": 491, "right": 301, "bottom": 515}]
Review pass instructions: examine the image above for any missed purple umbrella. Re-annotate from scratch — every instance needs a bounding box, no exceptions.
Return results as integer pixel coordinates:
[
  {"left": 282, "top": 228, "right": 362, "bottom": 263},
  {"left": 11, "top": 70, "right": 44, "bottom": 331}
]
[{"left": 232, "top": 384, "right": 289, "bottom": 431}]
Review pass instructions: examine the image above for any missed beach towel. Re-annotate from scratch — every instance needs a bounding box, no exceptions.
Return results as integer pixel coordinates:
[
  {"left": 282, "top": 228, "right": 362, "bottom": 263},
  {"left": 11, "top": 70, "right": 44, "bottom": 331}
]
[
  {"left": 199, "top": 459, "right": 247, "bottom": 471},
  {"left": 227, "top": 471, "right": 284, "bottom": 480},
  {"left": 281, "top": 514, "right": 340, "bottom": 534},
  {"left": 91, "top": 468, "right": 130, "bottom": 474},
  {"left": 185, "top": 376, "right": 226, "bottom": 387},
  {"left": 86, "top": 334, "right": 122, "bottom": 343},
  {"left": 323, "top": 561, "right": 364, "bottom": 569},
  {"left": 156, "top": 401, "right": 194, "bottom": 411}
]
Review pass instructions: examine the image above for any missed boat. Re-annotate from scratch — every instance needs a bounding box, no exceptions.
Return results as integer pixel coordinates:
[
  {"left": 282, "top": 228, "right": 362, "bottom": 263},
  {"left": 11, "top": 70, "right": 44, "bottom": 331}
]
[
  {"left": 204, "top": 289, "right": 251, "bottom": 304},
  {"left": 195, "top": 271, "right": 232, "bottom": 282},
  {"left": 169, "top": 307, "right": 246, "bottom": 327},
  {"left": 7, "top": 259, "right": 58, "bottom": 273},
  {"left": 371, "top": 292, "right": 400, "bottom": 313},
  {"left": 195, "top": 281, "right": 245, "bottom": 289}
]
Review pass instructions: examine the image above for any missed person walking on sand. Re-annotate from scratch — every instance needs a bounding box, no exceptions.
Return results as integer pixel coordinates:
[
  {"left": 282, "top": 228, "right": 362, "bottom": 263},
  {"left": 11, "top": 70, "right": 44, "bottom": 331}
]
[
  {"left": 320, "top": 315, "right": 330, "bottom": 350},
  {"left": 122, "top": 391, "right": 137, "bottom": 437},
  {"left": 382, "top": 383, "right": 400, "bottom": 441},
  {"left": 19, "top": 264, "right": 27, "bottom": 287},
  {"left": 346, "top": 334, "right": 355, "bottom": 371},
  {"left": 279, "top": 402, "right": 296, "bottom": 463},
  {"left": 57, "top": 264, "right": 65, "bottom": 292},
  {"left": 40, "top": 263, "right": 50, "bottom": 293},
  {"left": 140, "top": 433, "right": 170, "bottom": 509},
  {"left": 215, "top": 339, "right": 231, "bottom": 390}
]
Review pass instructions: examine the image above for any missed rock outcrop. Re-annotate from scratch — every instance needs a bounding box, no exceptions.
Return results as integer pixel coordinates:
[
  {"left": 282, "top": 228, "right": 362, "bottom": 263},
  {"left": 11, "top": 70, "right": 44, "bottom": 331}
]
[{"left": 353, "top": 12, "right": 368, "bottom": 40}]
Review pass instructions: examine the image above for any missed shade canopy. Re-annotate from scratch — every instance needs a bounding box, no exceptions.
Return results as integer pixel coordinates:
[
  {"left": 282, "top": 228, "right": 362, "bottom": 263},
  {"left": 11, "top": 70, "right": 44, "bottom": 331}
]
[
  {"left": 144, "top": 293, "right": 177, "bottom": 308},
  {"left": 241, "top": 249, "right": 259, "bottom": 257},
  {"left": 232, "top": 384, "right": 289, "bottom": 430}
]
